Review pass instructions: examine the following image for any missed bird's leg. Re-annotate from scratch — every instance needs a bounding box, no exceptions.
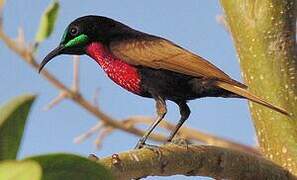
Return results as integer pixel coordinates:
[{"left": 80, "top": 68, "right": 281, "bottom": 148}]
[
  {"left": 166, "top": 102, "right": 190, "bottom": 142},
  {"left": 134, "top": 96, "right": 167, "bottom": 149}
]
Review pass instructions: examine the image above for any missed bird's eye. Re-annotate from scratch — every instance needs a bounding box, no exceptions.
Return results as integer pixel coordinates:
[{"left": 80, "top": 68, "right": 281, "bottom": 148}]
[{"left": 69, "top": 27, "right": 79, "bottom": 36}]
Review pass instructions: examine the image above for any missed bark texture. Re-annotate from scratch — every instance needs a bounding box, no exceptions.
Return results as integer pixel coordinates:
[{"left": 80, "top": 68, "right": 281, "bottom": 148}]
[
  {"left": 99, "top": 143, "right": 295, "bottom": 180},
  {"left": 221, "top": 0, "right": 297, "bottom": 174}
]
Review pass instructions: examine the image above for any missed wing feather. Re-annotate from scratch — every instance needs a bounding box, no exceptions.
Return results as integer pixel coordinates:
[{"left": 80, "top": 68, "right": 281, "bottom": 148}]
[{"left": 109, "top": 37, "right": 246, "bottom": 88}]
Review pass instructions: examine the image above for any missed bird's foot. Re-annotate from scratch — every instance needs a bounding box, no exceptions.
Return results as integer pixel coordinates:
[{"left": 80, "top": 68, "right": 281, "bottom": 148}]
[
  {"left": 142, "top": 144, "right": 163, "bottom": 161},
  {"left": 142, "top": 143, "right": 160, "bottom": 151},
  {"left": 167, "top": 137, "right": 191, "bottom": 149},
  {"left": 134, "top": 140, "right": 145, "bottom": 149},
  {"left": 134, "top": 142, "right": 161, "bottom": 153}
]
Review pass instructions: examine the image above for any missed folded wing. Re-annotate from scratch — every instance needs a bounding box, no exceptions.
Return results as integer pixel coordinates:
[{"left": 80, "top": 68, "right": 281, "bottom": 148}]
[{"left": 109, "top": 37, "right": 246, "bottom": 88}]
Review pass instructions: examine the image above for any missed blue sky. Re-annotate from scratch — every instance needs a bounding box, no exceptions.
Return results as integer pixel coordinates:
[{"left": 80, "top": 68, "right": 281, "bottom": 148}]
[{"left": 0, "top": 1, "right": 255, "bottom": 179}]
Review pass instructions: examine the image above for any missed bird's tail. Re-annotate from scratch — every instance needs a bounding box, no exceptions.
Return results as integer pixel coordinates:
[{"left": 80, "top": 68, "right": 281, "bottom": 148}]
[{"left": 215, "top": 81, "right": 290, "bottom": 116}]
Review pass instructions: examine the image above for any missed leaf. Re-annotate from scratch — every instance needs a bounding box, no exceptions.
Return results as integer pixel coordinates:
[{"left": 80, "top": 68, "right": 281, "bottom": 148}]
[
  {"left": 0, "top": 160, "right": 41, "bottom": 180},
  {"left": 35, "top": 0, "right": 60, "bottom": 43},
  {"left": 0, "top": 94, "right": 36, "bottom": 160},
  {"left": 29, "top": 153, "right": 114, "bottom": 180}
]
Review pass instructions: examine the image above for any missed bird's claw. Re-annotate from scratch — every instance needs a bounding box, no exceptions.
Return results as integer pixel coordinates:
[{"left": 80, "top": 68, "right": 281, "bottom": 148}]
[
  {"left": 167, "top": 137, "right": 191, "bottom": 149},
  {"left": 134, "top": 141, "right": 145, "bottom": 149},
  {"left": 141, "top": 144, "right": 163, "bottom": 161},
  {"left": 134, "top": 142, "right": 161, "bottom": 154},
  {"left": 142, "top": 143, "right": 160, "bottom": 151}
]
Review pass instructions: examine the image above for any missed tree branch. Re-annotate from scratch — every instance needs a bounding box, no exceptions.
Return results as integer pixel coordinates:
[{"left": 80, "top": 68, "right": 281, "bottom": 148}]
[{"left": 98, "top": 143, "right": 296, "bottom": 180}]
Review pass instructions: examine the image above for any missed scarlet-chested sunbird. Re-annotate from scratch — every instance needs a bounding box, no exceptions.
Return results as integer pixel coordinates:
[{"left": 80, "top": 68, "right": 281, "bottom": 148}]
[{"left": 39, "top": 16, "right": 289, "bottom": 149}]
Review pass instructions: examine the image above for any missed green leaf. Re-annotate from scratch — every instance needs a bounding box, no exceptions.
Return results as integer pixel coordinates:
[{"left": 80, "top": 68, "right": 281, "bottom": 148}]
[
  {"left": 0, "top": 94, "right": 36, "bottom": 160},
  {"left": 35, "top": 0, "right": 60, "bottom": 43},
  {"left": 0, "top": 160, "right": 42, "bottom": 180},
  {"left": 29, "top": 153, "right": 114, "bottom": 180}
]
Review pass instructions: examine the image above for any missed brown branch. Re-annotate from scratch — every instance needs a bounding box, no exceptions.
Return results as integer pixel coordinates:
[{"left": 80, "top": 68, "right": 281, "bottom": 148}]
[
  {"left": 94, "top": 126, "right": 114, "bottom": 149},
  {"left": 0, "top": 22, "right": 258, "bottom": 155},
  {"left": 0, "top": 1, "right": 4, "bottom": 27},
  {"left": 74, "top": 122, "right": 103, "bottom": 144},
  {"left": 98, "top": 143, "right": 296, "bottom": 180},
  {"left": 43, "top": 91, "right": 67, "bottom": 110},
  {"left": 92, "top": 88, "right": 100, "bottom": 107}
]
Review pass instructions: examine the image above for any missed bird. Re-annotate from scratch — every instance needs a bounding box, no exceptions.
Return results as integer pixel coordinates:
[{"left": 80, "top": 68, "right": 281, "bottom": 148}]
[{"left": 39, "top": 15, "right": 289, "bottom": 149}]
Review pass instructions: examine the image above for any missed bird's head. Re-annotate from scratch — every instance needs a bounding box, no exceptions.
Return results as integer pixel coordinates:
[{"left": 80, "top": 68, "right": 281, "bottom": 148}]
[{"left": 39, "top": 15, "right": 133, "bottom": 72}]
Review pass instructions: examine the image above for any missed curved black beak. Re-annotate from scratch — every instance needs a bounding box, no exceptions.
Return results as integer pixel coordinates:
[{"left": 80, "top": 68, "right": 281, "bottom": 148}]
[{"left": 38, "top": 45, "right": 65, "bottom": 73}]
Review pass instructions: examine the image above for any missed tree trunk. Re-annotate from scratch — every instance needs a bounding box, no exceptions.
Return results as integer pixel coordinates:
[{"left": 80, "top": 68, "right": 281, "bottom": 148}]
[{"left": 220, "top": 0, "right": 297, "bottom": 175}]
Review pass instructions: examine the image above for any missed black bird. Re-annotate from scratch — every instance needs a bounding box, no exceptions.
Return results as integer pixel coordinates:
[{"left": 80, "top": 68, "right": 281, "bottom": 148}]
[{"left": 39, "top": 15, "right": 289, "bottom": 149}]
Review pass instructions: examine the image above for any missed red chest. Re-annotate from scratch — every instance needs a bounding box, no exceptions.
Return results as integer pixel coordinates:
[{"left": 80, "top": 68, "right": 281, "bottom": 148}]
[{"left": 86, "top": 42, "right": 142, "bottom": 94}]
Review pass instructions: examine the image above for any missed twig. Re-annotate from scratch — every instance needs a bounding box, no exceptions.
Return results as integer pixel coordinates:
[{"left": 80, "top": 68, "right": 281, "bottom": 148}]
[
  {"left": 92, "top": 88, "right": 100, "bottom": 107},
  {"left": 216, "top": 14, "right": 230, "bottom": 33},
  {"left": 0, "top": 0, "right": 4, "bottom": 26},
  {"left": 43, "top": 55, "right": 80, "bottom": 111},
  {"left": 98, "top": 143, "right": 296, "bottom": 180},
  {"left": 43, "top": 91, "right": 67, "bottom": 111},
  {"left": 0, "top": 23, "right": 259, "bottom": 155},
  {"left": 16, "top": 27, "right": 26, "bottom": 49},
  {"left": 72, "top": 55, "right": 80, "bottom": 93},
  {"left": 94, "top": 126, "right": 114, "bottom": 149},
  {"left": 74, "top": 122, "right": 103, "bottom": 144}
]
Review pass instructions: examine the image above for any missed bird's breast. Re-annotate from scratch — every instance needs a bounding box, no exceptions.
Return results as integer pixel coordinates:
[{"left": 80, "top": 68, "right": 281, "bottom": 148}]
[{"left": 86, "top": 42, "right": 142, "bottom": 95}]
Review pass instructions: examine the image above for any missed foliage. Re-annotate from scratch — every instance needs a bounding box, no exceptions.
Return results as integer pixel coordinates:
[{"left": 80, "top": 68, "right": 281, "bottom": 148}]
[
  {"left": 29, "top": 154, "right": 114, "bottom": 180},
  {"left": 0, "top": 94, "right": 36, "bottom": 160},
  {"left": 0, "top": 160, "right": 42, "bottom": 180},
  {"left": 0, "top": 94, "right": 113, "bottom": 179},
  {"left": 35, "top": 0, "right": 60, "bottom": 43}
]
